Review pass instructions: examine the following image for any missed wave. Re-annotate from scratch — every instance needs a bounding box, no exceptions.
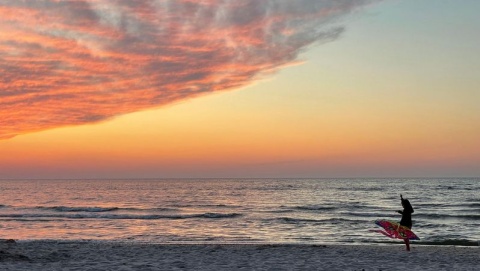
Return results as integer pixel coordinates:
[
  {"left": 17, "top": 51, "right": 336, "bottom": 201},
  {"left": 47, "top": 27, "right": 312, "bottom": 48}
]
[
  {"left": 37, "top": 206, "right": 119, "bottom": 212},
  {"left": 274, "top": 217, "right": 351, "bottom": 224},
  {"left": 263, "top": 205, "right": 338, "bottom": 214},
  {"left": 167, "top": 204, "right": 239, "bottom": 208},
  {"left": 0, "top": 212, "right": 242, "bottom": 220},
  {"left": 415, "top": 202, "right": 480, "bottom": 208},
  {"left": 417, "top": 213, "right": 480, "bottom": 221},
  {"left": 201, "top": 213, "right": 242, "bottom": 219},
  {"left": 276, "top": 217, "right": 322, "bottom": 223},
  {"left": 7, "top": 205, "right": 239, "bottom": 213},
  {"left": 265, "top": 209, "right": 295, "bottom": 214},
  {"left": 335, "top": 186, "right": 386, "bottom": 192},
  {"left": 365, "top": 239, "right": 479, "bottom": 247},
  {"left": 340, "top": 211, "right": 396, "bottom": 218},
  {"left": 28, "top": 206, "right": 178, "bottom": 213},
  {"left": 415, "top": 239, "right": 479, "bottom": 247},
  {"left": 294, "top": 205, "right": 337, "bottom": 211}
]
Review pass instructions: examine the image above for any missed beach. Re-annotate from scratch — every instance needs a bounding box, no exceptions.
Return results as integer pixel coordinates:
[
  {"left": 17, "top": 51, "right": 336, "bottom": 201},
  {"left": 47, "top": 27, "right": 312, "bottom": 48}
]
[
  {"left": 0, "top": 241, "right": 478, "bottom": 270},
  {"left": 0, "top": 179, "right": 478, "bottom": 270}
]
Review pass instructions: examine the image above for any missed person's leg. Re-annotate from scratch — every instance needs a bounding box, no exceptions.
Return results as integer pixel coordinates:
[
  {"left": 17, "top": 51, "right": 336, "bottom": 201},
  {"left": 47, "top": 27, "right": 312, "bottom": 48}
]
[{"left": 404, "top": 239, "right": 410, "bottom": 251}]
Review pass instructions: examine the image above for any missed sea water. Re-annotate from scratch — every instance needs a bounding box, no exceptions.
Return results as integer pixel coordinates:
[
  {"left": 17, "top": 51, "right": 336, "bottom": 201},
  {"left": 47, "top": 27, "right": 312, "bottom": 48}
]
[{"left": 0, "top": 178, "right": 478, "bottom": 246}]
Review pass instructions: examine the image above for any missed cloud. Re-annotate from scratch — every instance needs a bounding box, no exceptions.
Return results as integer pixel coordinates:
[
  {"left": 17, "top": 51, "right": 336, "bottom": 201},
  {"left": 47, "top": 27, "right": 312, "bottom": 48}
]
[{"left": 0, "top": 0, "right": 376, "bottom": 139}]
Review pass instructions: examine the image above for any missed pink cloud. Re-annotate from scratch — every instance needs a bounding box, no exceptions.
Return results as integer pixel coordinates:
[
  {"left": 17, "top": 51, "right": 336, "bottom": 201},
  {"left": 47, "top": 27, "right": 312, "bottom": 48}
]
[{"left": 0, "top": 0, "right": 376, "bottom": 139}]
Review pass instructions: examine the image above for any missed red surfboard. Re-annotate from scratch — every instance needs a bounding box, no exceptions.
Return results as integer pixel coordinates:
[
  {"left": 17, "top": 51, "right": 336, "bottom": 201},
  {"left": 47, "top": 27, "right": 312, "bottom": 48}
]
[{"left": 372, "top": 219, "right": 420, "bottom": 240}]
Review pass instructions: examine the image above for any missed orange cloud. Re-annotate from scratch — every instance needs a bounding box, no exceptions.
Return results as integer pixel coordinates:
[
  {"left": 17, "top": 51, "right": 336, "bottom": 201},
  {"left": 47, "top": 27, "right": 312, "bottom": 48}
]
[{"left": 0, "top": 0, "right": 376, "bottom": 139}]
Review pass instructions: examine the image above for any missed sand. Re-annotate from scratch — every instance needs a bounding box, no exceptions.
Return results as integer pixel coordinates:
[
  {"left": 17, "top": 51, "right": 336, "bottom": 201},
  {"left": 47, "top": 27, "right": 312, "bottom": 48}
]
[{"left": 0, "top": 240, "right": 478, "bottom": 270}]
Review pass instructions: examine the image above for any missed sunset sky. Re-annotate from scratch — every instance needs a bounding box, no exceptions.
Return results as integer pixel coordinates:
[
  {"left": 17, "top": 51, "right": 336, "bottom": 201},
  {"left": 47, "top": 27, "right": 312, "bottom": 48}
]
[{"left": 1, "top": 0, "right": 479, "bottom": 179}]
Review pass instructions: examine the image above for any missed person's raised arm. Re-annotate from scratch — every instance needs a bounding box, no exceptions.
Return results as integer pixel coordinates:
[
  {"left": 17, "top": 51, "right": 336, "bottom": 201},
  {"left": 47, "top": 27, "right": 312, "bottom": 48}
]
[{"left": 398, "top": 194, "right": 404, "bottom": 214}]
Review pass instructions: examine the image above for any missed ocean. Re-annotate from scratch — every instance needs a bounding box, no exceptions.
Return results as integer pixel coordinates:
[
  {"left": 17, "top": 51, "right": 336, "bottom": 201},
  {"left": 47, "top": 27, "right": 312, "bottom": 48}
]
[{"left": 0, "top": 178, "right": 478, "bottom": 246}]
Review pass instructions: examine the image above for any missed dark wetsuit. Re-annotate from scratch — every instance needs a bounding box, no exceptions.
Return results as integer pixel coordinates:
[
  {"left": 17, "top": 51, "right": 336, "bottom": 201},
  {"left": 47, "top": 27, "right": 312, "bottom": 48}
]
[{"left": 399, "top": 200, "right": 414, "bottom": 229}]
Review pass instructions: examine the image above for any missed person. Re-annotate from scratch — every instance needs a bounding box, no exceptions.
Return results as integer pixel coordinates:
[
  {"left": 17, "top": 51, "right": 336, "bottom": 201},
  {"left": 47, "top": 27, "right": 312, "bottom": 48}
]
[{"left": 397, "top": 194, "right": 414, "bottom": 251}]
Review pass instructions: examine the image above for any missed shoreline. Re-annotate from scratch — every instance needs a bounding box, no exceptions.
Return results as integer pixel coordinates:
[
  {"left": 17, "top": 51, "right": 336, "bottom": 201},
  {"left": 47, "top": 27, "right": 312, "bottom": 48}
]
[
  {"left": 1, "top": 241, "right": 478, "bottom": 270},
  {"left": 3, "top": 238, "right": 479, "bottom": 248}
]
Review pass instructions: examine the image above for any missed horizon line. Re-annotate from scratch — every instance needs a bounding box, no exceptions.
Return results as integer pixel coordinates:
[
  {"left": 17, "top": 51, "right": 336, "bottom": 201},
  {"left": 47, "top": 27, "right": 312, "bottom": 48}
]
[{"left": 0, "top": 177, "right": 478, "bottom": 181}]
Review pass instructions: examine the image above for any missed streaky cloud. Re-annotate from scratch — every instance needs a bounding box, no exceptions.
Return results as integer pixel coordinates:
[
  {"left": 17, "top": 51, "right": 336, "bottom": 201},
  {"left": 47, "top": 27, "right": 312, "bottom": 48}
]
[{"left": 0, "top": 0, "right": 377, "bottom": 139}]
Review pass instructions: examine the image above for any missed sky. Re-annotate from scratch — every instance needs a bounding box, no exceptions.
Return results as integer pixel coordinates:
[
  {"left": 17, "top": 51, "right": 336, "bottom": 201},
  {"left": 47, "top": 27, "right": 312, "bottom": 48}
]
[{"left": 1, "top": 0, "right": 479, "bottom": 179}]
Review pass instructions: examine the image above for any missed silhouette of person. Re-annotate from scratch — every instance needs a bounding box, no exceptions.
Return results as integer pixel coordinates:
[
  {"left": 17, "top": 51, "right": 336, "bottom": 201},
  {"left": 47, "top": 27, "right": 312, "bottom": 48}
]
[{"left": 397, "top": 194, "right": 414, "bottom": 251}]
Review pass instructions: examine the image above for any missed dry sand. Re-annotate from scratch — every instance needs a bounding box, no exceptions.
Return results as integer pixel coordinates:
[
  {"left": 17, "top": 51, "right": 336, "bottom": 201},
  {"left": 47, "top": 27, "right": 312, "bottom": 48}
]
[{"left": 0, "top": 240, "right": 478, "bottom": 270}]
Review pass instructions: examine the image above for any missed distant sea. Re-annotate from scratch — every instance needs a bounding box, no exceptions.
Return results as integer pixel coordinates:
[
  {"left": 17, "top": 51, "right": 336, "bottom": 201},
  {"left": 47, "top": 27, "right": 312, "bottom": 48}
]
[{"left": 0, "top": 178, "right": 478, "bottom": 246}]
